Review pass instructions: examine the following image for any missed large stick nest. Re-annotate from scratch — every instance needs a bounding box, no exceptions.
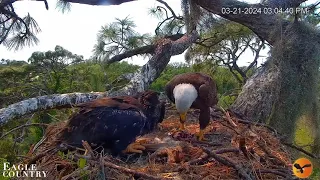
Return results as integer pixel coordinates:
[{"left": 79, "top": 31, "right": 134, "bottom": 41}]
[{"left": 21, "top": 105, "right": 296, "bottom": 180}]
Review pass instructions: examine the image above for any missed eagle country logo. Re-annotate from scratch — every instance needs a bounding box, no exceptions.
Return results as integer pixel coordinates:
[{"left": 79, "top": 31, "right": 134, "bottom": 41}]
[
  {"left": 292, "top": 158, "right": 313, "bottom": 178},
  {"left": 1, "top": 162, "right": 48, "bottom": 178}
]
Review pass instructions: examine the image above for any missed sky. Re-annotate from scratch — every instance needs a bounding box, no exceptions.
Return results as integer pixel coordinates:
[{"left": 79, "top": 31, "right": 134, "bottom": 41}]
[{"left": 2, "top": 0, "right": 315, "bottom": 66}]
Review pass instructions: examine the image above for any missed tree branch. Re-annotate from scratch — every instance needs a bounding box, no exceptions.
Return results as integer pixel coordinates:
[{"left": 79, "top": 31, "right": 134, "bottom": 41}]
[
  {"left": 245, "top": 40, "right": 264, "bottom": 74},
  {"left": 106, "top": 45, "right": 155, "bottom": 64},
  {"left": 201, "top": 147, "right": 254, "bottom": 180},
  {"left": 103, "top": 160, "right": 165, "bottom": 180},
  {"left": 0, "top": 31, "right": 198, "bottom": 126},
  {"left": 0, "top": 123, "right": 48, "bottom": 139},
  {"left": 107, "top": 30, "right": 199, "bottom": 96},
  {"left": 0, "top": 0, "right": 17, "bottom": 9},
  {"left": 155, "top": 0, "right": 183, "bottom": 20},
  {"left": 62, "top": 0, "right": 135, "bottom": 6},
  {"left": 0, "top": 92, "right": 109, "bottom": 125}
]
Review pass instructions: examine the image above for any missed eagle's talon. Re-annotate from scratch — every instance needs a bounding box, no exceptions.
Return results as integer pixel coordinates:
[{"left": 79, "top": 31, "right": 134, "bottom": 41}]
[
  {"left": 196, "top": 130, "right": 208, "bottom": 141},
  {"left": 178, "top": 122, "right": 185, "bottom": 131},
  {"left": 123, "top": 142, "right": 145, "bottom": 154}
]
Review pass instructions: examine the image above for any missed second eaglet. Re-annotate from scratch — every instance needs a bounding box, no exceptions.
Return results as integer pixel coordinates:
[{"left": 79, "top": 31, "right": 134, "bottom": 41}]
[{"left": 57, "top": 90, "right": 165, "bottom": 155}]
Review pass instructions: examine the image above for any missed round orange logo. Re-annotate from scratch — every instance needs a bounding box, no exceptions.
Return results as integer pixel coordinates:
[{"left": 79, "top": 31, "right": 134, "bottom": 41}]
[{"left": 292, "top": 158, "right": 313, "bottom": 178}]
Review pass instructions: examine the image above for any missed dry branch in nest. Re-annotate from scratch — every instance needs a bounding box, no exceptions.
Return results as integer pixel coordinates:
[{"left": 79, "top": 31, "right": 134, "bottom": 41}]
[{"left": 19, "top": 106, "right": 303, "bottom": 180}]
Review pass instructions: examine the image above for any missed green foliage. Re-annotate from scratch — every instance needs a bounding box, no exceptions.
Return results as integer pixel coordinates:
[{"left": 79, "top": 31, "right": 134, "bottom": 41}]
[
  {"left": 310, "top": 167, "right": 320, "bottom": 179},
  {"left": 77, "top": 158, "right": 87, "bottom": 169},
  {"left": 0, "top": 158, "right": 9, "bottom": 180},
  {"left": 148, "top": 4, "right": 184, "bottom": 36},
  {"left": 1, "top": 12, "right": 41, "bottom": 51},
  {"left": 0, "top": 46, "right": 245, "bottom": 164},
  {"left": 103, "top": 61, "right": 140, "bottom": 84},
  {"left": 93, "top": 17, "right": 151, "bottom": 60},
  {"left": 0, "top": 55, "right": 142, "bottom": 163},
  {"left": 150, "top": 63, "right": 191, "bottom": 91},
  {"left": 56, "top": 0, "right": 72, "bottom": 13}
]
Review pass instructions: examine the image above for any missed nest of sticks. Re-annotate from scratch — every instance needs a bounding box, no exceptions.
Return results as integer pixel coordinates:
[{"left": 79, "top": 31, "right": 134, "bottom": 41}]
[{"left": 21, "top": 106, "right": 300, "bottom": 180}]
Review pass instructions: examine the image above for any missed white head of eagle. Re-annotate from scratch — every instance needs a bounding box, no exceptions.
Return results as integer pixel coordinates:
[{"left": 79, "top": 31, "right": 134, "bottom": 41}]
[{"left": 173, "top": 83, "right": 198, "bottom": 113}]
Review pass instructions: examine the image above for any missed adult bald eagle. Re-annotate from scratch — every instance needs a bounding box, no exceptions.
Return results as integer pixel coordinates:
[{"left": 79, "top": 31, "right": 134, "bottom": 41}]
[
  {"left": 58, "top": 90, "right": 165, "bottom": 155},
  {"left": 165, "top": 72, "right": 218, "bottom": 141}
]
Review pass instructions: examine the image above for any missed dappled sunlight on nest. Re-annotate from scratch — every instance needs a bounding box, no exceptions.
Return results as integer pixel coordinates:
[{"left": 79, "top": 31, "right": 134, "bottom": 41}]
[{"left": 21, "top": 106, "right": 295, "bottom": 180}]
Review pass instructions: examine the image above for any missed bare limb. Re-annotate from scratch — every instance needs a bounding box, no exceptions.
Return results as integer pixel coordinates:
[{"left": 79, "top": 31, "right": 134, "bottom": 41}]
[
  {"left": 0, "top": 0, "right": 17, "bottom": 9},
  {"left": 155, "top": 0, "right": 183, "bottom": 20},
  {"left": 201, "top": 147, "right": 254, "bottom": 180},
  {"left": 106, "top": 45, "right": 155, "bottom": 64},
  {"left": 281, "top": 141, "right": 319, "bottom": 159},
  {"left": 245, "top": 40, "right": 265, "bottom": 74},
  {"left": 0, "top": 31, "right": 198, "bottom": 126},
  {"left": 0, "top": 92, "right": 109, "bottom": 125},
  {"left": 103, "top": 160, "right": 165, "bottom": 180},
  {"left": 61, "top": 0, "right": 135, "bottom": 6},
  {"left": 0, "top": 123, "right": 48, "bottom": 139},
  {"left": 256, "top": 169, "right": 289, "bottom": 178}
]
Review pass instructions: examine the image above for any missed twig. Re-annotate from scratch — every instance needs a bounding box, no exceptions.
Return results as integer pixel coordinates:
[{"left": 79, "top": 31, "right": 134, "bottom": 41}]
[
  {"left": 215, "top": 148, "right": 240, "bottom": 154},
  {"left": 214, "top": 106, "right": 238, "bottom": 128},
  {"left": 16, "top": 155, "right": 31, "bottom": 159},
  {"left": 61, "top": 166, "right": 89, "bottom": 180},
  {"left": 281, "top": 141, "right": 319, "bottom": 159},
  {"left": 107, "top": 45, "right": 155, "bottom": 64},
  {"left": 0, "top": 123, "right": 48, "bottom": 139},
  {"left": 190, "top": 139, "right": 223, "bottom": 147},
  {"left": 27, "top": 147, "right": 57, "bottom": 165},
  {"left": 99, "top": 154, "right": 106, "bottom": 180},
  {"left": 185, "top": 152, "right": 209, "bottom": 165},
  {"left": 155, "top": 0, "right": 183, "bottom": 20},
  {"left": 103, "top": 160, "right": 166, "bottom": 180},
  {"left": 257, "top": 141, "right": 287, "bottom": 166},
  {"left": 82, "top": 140, "right": 96, "bottom": 159},
  {"left": 236, "top": 118, "right": 279, "bottom": 135},
  {"left": 228, "top": 110, "right": 281, "bottom": 136},
  {"left": 32, "top": 136, "right": 47, "bottom": 153},
  {"left": 256, "top": 169, "right": 289, "bottom": 178},
  {"left": 200, "top": 147, "right": 254, "bottom": 180}
]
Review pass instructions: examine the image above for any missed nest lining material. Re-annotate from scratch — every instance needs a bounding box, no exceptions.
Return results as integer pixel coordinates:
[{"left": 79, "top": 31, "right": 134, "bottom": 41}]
[{"left": 22, "top": 107, "right": 295, "bottom": 180}]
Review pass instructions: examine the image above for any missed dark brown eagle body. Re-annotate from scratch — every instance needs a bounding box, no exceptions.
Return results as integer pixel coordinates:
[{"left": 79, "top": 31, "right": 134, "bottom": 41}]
[
  {"left": 165, "top": 72, "right": 218, "bottom": 140},
  {"left": 58, "top": 90, "right": 165, "bottom": 155},
  {"left": 165, "top": 72, "right": 218, "bottom": 108}
]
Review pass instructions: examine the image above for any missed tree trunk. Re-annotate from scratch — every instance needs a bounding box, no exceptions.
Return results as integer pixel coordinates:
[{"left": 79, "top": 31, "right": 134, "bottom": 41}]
[
  {"left": 232, "top": 22, "right": 320, "bottom": 147},
  {"left": 194, "top": 0, "right": 320, "bottom": 151},
  {"left": 230, "top": 60, "right": 281, "bottom": 123}
]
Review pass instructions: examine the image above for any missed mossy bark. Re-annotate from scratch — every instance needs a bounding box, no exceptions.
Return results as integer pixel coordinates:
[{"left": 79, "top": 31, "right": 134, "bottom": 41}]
[{"left": 232, "top": 22, "right": 320, "bottom": 152}]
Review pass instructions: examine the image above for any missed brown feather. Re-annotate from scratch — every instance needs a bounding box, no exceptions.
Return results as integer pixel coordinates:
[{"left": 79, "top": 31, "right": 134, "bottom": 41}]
[
  {"left": 76, "top": 96, "right": 143, "bottom": 112},
  {"left": 165, "top": 72, "right": 218, "bottom": 131},
  {"left": 165, "top": 72, "right": 218, "bottom": 108}
]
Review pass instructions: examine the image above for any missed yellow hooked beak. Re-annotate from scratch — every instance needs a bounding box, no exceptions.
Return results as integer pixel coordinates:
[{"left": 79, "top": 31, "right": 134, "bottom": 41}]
[{"left": 179, "top": 112, "right": 187, "bottom": 130}]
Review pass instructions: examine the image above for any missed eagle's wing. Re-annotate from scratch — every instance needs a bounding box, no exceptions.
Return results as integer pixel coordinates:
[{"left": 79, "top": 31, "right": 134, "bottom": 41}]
[
  {"left": 199, "top": 78, "right": 218, "bottom": 107},
  {"left": 61, "top": 106, "right": 146, "bottom": 154},
  {"left": 159, "top": 101, "right": 166, "bottom": 123},
  {"left": 165, "top": 83, "right": 175, "bottom": 103},
  {"left": 65, "top": 96, "right": 143, "bottom": 131},
  {"left": 76, "top": 96, "right": 142, "bottom": 111},
  {"left": 199, "top": 83, "right": 213, "bottom": 106}
]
